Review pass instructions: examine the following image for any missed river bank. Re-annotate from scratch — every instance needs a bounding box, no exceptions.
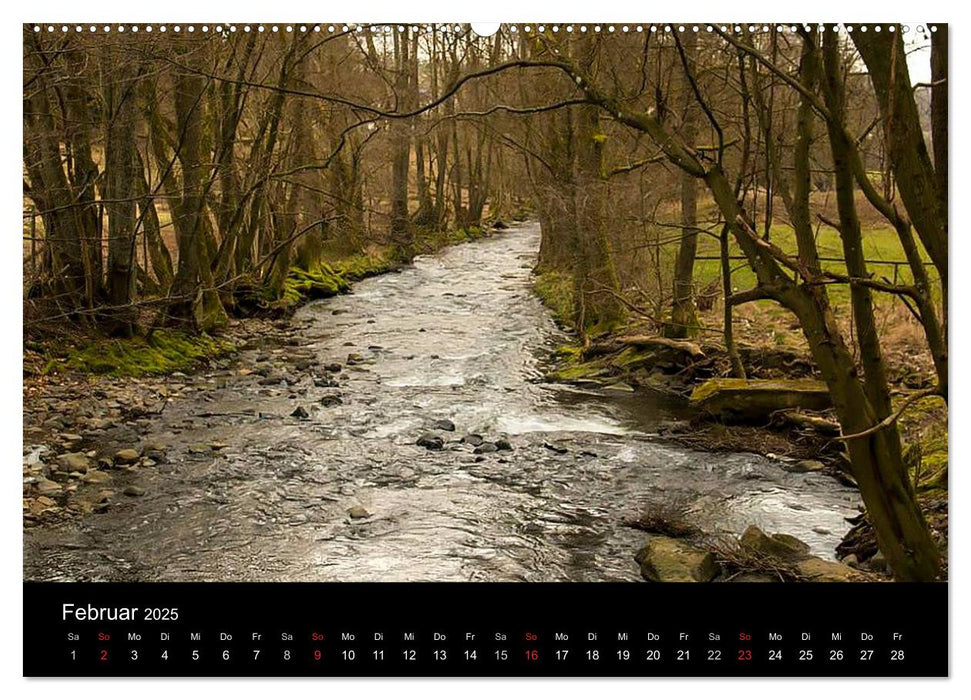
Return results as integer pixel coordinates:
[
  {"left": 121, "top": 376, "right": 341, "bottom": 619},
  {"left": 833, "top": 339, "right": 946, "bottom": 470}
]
[
  {"left": 24, "top": 223, "right": 880, "bottom": 583},
  {"left": 534, "top": 272, "right": 948, "bottom": 580}
]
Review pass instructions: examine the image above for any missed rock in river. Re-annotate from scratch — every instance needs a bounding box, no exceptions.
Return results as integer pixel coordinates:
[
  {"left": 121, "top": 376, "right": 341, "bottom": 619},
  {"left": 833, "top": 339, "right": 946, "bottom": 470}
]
[
  {"left": 347, "top": 505, "right": 370, "bottom": 519},
  {"left": 473, "top": 442, "right": 498, "bottom": 454},
  {"left": 416, "top": 433, "right": 445, "bottom": 450},
  {"left": 739, "top": 525, "right": 811, "bottom": 562},
  {"left": 795, "top": 557, "right": 865, "bottom": 582},
  {"left": 56, "top": 452, "right": 91, "bottom": 473},
  {"left": 635, "top": 537, "right": 719, "bottom": 582},
  {"left": 114, "top": 448, "right": 140, "bottom": 465},
  {"left": 290, "top": 406, "right": 310, "bottom": 419},
  {"left": 433, "top": 419, "right": 456, "bottom": 432}
]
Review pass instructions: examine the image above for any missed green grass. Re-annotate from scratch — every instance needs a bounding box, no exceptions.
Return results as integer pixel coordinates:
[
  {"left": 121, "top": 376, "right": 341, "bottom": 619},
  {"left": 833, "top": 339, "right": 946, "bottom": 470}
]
[{"left": 691, "top": 222, "right": 938, "bottom": 309}]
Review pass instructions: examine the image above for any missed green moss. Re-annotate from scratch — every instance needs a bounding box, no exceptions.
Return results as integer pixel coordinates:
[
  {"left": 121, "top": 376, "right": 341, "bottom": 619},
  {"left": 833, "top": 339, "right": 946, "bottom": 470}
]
[
  {"left": 58, "top": 330, "right": 233, "bottom": 377},
  {"left": 897, "top": 395, "right": 948, "bottom": 493},
  {"left": 277, "top": 250, "right": 401, "bottom": 308},
  {"left": 553, "top": 344, "right": 583, "bottom": 361},
  {"left": 690, "top": 377, "right": 830, "bottom": 403},
  {"left": 534, "top": 271, "right": 575, "bottom": 328},
  {"left": 547, "top": 359, "right": 608, "bottom": 382},
  {"left": 613, "top": 347, "right": 656, "bottom": 369}
]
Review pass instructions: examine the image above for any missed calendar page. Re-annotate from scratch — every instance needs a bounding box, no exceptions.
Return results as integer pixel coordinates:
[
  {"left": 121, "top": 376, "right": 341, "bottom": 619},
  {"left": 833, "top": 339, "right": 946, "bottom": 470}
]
[{"left": 20, "top": 15, "right": 949, "bottom": 679}]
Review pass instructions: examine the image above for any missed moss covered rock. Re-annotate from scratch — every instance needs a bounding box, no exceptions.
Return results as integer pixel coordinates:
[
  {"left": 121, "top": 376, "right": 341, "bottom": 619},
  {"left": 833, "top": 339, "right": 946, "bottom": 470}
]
[
  {"left": 635, "top": 536, "right": 720, "bottom": 582},
  {"left": 690, "top": 378, "right": 831, "bottom": 423},
  {"left": 62, "top": 330, "right": 233, "bottom": 377}
]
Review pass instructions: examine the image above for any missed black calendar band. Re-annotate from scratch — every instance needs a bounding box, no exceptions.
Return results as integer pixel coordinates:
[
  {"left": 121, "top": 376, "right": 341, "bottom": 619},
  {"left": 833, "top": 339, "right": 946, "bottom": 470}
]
[{"left": 24, "top": 581, "right": 947, "bottom": 677}]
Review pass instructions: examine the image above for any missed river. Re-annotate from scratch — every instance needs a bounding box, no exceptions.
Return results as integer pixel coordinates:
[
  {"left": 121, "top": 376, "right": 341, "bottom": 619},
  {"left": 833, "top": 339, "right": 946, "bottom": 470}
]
[{"left": 23, "top": 222, "right": 860, "bottom": 582}]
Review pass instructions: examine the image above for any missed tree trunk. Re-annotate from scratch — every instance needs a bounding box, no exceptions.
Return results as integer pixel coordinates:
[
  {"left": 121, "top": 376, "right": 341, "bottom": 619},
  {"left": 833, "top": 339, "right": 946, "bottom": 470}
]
[
  {"left": 667, "top": 30, "right": 701, "bottom": 338},
  {"left": 104, "top": 56, "right": 139, "bottom": 333}
]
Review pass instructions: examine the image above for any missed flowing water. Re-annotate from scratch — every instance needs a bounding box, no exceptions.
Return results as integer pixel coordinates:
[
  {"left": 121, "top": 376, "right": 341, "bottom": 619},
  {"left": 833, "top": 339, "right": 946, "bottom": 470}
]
[{"left": 24, "top": 222, "right": 860, "bottom": 582}]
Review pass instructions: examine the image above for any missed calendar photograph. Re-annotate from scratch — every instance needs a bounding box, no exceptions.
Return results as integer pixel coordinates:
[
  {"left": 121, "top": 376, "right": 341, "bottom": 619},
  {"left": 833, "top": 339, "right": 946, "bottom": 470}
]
[{"left": 22, "top": 20, "right": 948, "bottom": 598}]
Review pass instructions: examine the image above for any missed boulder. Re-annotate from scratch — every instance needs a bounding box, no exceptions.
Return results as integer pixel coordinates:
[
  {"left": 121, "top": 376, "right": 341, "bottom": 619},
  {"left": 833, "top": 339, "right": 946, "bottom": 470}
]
[
  {"left": 635, "top": 537, "right": 720, "bottom": 582},
  {"left": 739, "top": 525, "right": 812, "bottom": 562},
  {"left": 690, "top": 378, "right": 831, "bottom": 423}
]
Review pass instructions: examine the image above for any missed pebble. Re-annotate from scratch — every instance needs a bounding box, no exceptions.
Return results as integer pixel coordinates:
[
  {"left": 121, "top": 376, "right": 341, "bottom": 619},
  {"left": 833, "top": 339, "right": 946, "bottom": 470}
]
[
  {"left": 114, "top": 449, "right": 140, "bottom": 465},
  {"left": 36, "top": 479, "right": 62, "bottom": 495}
]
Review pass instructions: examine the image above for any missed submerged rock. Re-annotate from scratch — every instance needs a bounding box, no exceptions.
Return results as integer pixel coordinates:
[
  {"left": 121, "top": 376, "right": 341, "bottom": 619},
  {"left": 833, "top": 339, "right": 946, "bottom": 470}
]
[
  {"left": 462, "top": 434, "right": 484, "bottom": 446},
  {"left": 635, "top": 536, "right": 719, "bottom": 582},
  {"left": 785, "top": 459, "right": 826, "bottom": 473},
  {"left": 433, "top": 419, "right": 456, "bottom": 432},
  {"left": 473, "top": 442, "right": 498, "bottom": 455}
]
